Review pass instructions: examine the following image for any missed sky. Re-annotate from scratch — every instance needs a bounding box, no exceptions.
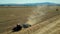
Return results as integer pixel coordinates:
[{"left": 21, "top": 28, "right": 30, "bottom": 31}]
[{"left": 0, "top": 0, "right": 60, "bottom": 4}]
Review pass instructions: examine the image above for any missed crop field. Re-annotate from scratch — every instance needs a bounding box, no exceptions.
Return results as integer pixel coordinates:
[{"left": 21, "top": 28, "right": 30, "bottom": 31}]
[{"left": 0, "top": 6, "right": 60, "bottom": 34}]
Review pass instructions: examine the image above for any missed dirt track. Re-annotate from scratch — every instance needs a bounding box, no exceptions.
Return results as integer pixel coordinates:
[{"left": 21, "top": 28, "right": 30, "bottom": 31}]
[{"left": 2, "top": 13, "right": 60, "bottom": 34}]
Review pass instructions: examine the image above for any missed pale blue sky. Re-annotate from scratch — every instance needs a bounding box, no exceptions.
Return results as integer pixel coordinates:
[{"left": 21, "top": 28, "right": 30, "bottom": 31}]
[{"left": 0, "top": 0, "right": 60, "bottom": 4}]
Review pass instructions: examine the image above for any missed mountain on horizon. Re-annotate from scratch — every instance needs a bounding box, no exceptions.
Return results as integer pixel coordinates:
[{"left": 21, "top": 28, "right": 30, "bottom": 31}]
[{"left": 0, "top": 2, "right": 60, "bottom": 6}]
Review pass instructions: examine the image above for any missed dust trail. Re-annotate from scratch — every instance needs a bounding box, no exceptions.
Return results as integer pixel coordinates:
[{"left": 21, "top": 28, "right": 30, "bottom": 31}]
[
  {"left": 26, "top": 6, "right": 59, "bottom": 25},
  {"left": 26, "top": 6, "right": 47, "bottom": 25}
]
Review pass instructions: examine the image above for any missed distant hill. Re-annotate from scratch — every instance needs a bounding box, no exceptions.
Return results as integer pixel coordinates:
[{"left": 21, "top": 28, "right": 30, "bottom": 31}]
[{"left": 0, "top": 2, "right": 60, "bottom": 6}]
